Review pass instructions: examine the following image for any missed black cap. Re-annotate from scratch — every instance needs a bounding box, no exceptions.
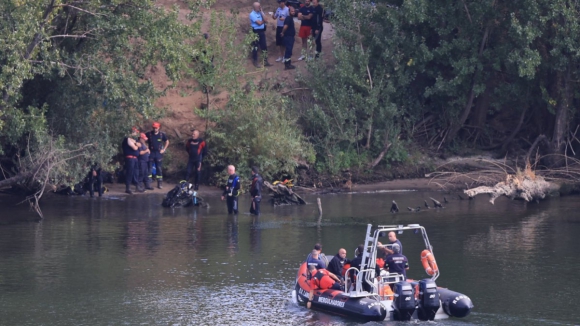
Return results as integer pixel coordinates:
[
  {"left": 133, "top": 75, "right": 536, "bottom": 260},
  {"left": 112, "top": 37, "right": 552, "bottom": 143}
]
[
  {"left": 314, "top": 243, "right": 322, "bottom": 251},
  {"left": 278, "top": 0, "right": 286, "bottom": 2},
  {"left": 251, "top": 166, "right": 259, "bottom": 174}
]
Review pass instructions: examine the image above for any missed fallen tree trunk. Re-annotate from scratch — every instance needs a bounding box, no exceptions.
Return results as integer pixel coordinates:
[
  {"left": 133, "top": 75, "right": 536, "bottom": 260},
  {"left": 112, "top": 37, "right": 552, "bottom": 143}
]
[
  {"left": 464, "top": 172, "right": 551, "bottom": 204},
  {"left": 264, "top": 181, "right": 306, "bottom": 206}
]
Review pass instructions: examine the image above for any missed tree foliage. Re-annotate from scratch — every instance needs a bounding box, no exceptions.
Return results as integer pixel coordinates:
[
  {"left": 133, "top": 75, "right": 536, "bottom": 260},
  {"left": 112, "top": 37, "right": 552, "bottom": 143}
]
[
  {"left": 0, "top": 0, "right": 206, "bottom": 196},
  {"left": 302, "top": 0, "right": 580, "bottom": 171}
]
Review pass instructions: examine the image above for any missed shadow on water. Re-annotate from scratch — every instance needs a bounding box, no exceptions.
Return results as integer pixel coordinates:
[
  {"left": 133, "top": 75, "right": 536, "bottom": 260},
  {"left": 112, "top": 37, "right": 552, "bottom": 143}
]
[{"left": 0, "top": 191, "right": 579, "bottom": 325}]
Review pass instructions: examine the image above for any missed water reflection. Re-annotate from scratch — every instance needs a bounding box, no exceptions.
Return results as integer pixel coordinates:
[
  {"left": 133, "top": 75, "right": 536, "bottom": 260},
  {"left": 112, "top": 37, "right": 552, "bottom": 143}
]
[{"left": 0, "top": 193, "right": 579, "bottom": 325}]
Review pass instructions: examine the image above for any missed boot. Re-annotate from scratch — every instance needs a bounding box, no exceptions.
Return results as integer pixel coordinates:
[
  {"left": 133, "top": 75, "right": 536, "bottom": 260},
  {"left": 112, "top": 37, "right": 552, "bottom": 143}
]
[
  {"left": 285, "top": 60, "right": 296, "bottom": 70},
  {"left": 137, "top": 183, "right": 145, "bottom": 193},
  {"left": 145, "top": 181, "right": 154, "bottom": 190},
  {"left": 125, "top": 186, "right": 133, "bottom": 195},
  {"left": 263, "top": 60, "right": 273, "bottom": 67},
  {"left": 157, "top": 179, "right": 163, "bottom": 189},
  {"left": 253, "top": 60, "right": 262, "bottom": 68}
]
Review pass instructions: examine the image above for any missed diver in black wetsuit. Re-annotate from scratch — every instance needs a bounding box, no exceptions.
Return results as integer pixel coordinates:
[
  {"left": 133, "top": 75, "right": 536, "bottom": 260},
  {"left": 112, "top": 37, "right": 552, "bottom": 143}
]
[
  {"left": 249, "top": 166, "right": 263, "bottom": 215},
  {"left": 221, "top": 165, "right": 240, "bottom": 214}
]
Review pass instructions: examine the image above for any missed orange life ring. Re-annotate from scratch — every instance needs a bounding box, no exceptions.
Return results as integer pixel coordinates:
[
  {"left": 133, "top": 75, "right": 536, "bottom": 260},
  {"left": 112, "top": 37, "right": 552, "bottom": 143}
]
[{"left": 421, "top": 249, "right": 438, "bottom": 276}]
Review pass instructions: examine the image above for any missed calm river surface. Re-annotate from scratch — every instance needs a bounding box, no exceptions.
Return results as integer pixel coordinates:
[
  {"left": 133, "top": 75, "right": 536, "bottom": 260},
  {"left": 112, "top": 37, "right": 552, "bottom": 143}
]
[{"left": 1, "top": 190, "right": 579, "bottom": 326}]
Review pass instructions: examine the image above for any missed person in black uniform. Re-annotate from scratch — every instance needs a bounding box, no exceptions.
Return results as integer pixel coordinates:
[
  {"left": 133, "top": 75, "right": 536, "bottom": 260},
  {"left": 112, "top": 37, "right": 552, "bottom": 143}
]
[
  {"left": 280, "top": 6, "right": 297, "bottom": 70},
  {"left": 221, "top": 165, "right": 240, "bottom": 214},
  {"left": 249, "top": 166, "right": 263, "bottom": 215},
  {"left": 385, "top": 243, "right": 409, "bottom": 280},
  {"left": 146, "top": 122, "right": 169, "bottom": 189},
  {"left": 138, "top": 133, "right": 153, "bottom": 191},
  {"left": 349, "top": 244, "right": 381, "bottom": 292},
  {"left": 310, "top": 0, "right": 324, "bottom": 58},
  {"left": 327, "top": 248, "right": 349, "bottom": 279},
  {"left": 185, "top": 129, "right": 207, "bottom": 190},
  {"left": 122, "top": 128, "right": 141, "bottom": 194}
]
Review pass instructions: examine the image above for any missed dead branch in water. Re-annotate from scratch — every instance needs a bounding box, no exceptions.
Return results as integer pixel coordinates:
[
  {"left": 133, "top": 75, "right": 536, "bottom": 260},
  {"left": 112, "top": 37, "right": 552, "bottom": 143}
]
[
  {"left": 428, "top": 155, "right": 580, "bottom": 204},
  {"left": 464, "top": 164, "right": 550, "bottom": 204}
]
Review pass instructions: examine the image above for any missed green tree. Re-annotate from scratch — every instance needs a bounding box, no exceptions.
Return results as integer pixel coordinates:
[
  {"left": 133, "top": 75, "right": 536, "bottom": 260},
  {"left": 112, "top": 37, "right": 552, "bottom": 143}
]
[{"left": 0, "top": 0, "right": 208, "bottom": 214}]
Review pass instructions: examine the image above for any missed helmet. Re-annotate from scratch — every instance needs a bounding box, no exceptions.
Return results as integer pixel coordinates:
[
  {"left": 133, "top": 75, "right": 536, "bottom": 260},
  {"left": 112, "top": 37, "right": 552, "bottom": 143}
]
[{"left": 391, "top": 243, "right": 401, "bottom": 254}]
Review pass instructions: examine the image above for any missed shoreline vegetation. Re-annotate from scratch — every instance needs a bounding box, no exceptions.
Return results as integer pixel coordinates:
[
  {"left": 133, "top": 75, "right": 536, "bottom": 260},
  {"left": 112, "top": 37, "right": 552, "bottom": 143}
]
[{"left": 2, "top": 1, "right": 580, "bottom": 218}]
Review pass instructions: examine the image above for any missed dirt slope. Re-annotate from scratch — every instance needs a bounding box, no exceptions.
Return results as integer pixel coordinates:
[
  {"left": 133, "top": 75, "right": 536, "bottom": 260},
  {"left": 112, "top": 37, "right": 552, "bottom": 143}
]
[{"left": 149, "top": 0, "right": 334, "bottom": 178}]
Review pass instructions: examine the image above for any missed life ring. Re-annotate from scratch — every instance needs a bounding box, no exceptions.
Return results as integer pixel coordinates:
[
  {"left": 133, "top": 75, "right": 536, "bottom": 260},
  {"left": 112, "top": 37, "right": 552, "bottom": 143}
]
[{"left": 421, "top": 249, "right": 438, "bottom": 276}]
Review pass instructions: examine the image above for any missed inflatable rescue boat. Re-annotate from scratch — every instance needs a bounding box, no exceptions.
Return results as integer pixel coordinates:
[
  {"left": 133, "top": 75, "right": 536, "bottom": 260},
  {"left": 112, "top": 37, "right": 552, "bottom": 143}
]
[{"left": 292, "top": 224, "right": 474, "bottom": 321}]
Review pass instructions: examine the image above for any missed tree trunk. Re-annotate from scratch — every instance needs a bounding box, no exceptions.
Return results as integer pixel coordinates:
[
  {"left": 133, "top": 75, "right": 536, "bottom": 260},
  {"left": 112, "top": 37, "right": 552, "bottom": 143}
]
[
  {"left": 551, "top": 68, "right": 570, "bottom": 154},
  {"left": 446, "top": 24, "right": 491, "bottom": 144}
]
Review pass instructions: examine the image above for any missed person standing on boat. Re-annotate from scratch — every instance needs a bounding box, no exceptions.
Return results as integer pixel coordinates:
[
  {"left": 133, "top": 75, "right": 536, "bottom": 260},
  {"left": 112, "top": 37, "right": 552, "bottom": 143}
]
[
  {"left": 307, "top": 249, "right": 326, "bottom": 269},
  {"left": 327, "top": 248, "right": 349, "bottom": 278},
  {"left": 384, "top": 231, "right": 403, "bottom": 256},
  {"left": 308, "top": 265, "right": 343, "bottom": 290},
  {"left": 350, "top": 244, "right": 381, "bottom": 292},
  {"left": 221, "top": 165, "right": 240, "bottom": 214},
  {"left": 385, "top": 243, "right": 409, "bottom": 280},
  {"left": 249, "top": 166, "right": 263, "bottom": 215}
]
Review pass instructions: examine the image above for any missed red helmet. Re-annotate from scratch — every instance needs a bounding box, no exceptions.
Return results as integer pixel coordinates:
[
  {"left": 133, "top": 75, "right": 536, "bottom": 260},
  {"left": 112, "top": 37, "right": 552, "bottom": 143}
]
[{"left": 152, "top": 122, "right": 161, "bottom": 128}]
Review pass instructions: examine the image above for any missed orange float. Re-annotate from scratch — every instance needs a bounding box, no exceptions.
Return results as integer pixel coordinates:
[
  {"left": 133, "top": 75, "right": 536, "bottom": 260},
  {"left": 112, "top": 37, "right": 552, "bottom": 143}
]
[{"left": 421, "top": 249, "right": 439, "bottom": 276}]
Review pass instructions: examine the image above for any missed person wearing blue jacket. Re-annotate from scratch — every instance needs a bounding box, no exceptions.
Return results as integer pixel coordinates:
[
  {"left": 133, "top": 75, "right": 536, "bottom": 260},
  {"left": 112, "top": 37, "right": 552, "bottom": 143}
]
[{"left": 221, "top": 165, "right": 241, "bottom": 214}]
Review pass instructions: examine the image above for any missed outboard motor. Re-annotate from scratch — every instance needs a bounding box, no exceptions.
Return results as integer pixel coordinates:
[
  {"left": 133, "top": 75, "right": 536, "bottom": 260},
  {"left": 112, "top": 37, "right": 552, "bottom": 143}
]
[
  {"left": 417, "top": 279, "right": 440, "bottom": 321},
  {"left": 438, "top": 288, "right": 474, "bottom": 318},
  {"left": 392, "top": 281, "right": 416, "bottom": 321}
]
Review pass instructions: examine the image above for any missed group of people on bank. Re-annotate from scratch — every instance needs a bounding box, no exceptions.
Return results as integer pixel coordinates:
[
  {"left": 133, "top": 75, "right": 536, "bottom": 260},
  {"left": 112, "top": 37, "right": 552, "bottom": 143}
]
[
  {"left": 121, "top": 125, "right": 264, "bottom": 215},
  {"left": 306, "top": 232, "right": 409, "bottom": 291},
  {"left": 122, "top": 123, "right": 170, "bottom": 194},
  {"left": 249, "top": 0, "right": 324, "bottom": 70}
]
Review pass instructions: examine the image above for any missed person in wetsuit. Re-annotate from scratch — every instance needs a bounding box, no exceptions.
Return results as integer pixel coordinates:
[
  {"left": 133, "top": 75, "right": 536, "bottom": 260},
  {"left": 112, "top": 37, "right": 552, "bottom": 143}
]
[
  {"left": 221, "top": 165, "right": 240, "bottom": 214},
  {"left": 185, "top": 129, "right": 207, "bottom": 190},
  {"left": 309, "top": 265, "right": 344, "bottom": 290},
  {"left": 84, "top": 163, "right": 104, "bottom": 197},
  {"left": 249, "top": 166, "right": 263, "bottom": 215}
]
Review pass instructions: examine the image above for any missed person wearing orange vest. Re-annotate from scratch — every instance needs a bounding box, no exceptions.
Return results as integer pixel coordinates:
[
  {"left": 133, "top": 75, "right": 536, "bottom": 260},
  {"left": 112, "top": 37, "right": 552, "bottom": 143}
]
[{"left": 308, "top": 265, "right": 344, "bottom": 290}]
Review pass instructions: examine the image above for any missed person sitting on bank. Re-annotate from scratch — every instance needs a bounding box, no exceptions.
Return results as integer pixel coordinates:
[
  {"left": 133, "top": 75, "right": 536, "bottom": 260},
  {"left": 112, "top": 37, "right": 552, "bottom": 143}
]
[
  {"left": 327, "top": 248, "right": 350, "bottom": 278},
  {"left": 309, "top": 265, "right": 344, "bottom": 290},
  {"left": 307, "top": 249, "right": 326, "bottom": 269},
  {"left": 385, "top": 243, "right": 409, "bottom": 280}
]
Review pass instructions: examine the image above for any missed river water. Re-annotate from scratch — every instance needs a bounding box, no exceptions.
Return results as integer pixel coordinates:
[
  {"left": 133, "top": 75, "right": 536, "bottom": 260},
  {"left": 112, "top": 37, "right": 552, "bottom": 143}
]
[{"left": 0, "top": 190, "right": 579, "bottom": 326}]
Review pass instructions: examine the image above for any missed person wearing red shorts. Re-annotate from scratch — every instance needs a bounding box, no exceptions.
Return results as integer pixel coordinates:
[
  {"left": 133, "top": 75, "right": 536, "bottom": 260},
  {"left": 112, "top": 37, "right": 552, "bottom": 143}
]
[{"left": 297, "top": 0, "right": 314, "bottom": 60}]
